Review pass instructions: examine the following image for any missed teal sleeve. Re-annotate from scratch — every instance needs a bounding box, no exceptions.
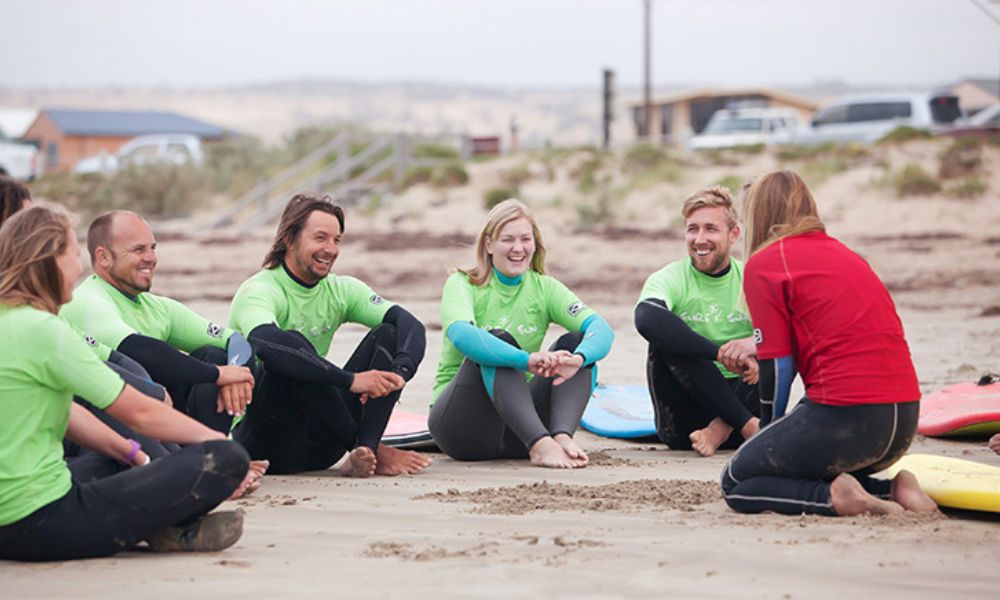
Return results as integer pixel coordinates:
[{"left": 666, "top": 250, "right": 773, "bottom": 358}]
[
  {"left": 446, "top": 321, "right": 530, "bottom": 371},
  {"left": 573, "top": 314, "right": 614, "bottom": 366}
]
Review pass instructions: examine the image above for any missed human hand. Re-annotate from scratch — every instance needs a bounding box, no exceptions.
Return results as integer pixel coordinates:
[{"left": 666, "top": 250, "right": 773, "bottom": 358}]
[
  {"left": 131, "top": 449, "right": 150, "bottom": 467},
  {"left": 162, "top": 389, "right": 173, "bottom": 408},
  {"left": 551, "top": 353, "right": 585, "bottom": 386},
  {"left": 718, "top": 337, "right": 757, "bottom": 373},
  {"left": 527, "top": 351, "right": 559, "bottom": 378},
  {"left": 216, "top": 364, "right": 254, "bottom": 387},
  {"left": 350, "top": 370, "right": 405, "bottom": 403},
  {"left": 989, "top": 433, "right": 1000, "bottom": 456},
  {"left": 740, "top": 357, "right": 760, "bottom": 385},
  {"left": 217, "top": 381, "right": 253, "bottom": 415}
]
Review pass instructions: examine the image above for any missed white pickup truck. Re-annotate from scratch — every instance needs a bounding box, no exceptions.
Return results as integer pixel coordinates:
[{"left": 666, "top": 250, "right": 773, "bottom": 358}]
[{"left": 0, "top": 134, "right": 40, "bottom": 180}]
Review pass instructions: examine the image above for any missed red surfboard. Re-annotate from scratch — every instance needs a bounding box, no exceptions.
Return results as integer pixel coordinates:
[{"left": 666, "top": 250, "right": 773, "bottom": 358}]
[
  {"left": 382, "top": 410, "right": 434, "bottom": 449},
  {"left": 918, "top": 382, "right": 1000, "bottom": 437}
]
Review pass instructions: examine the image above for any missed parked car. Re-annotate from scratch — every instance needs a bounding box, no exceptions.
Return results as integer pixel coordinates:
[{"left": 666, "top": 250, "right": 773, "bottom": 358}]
[
  {"left": 688, "top": 107, "right": 803, "bottom": 150},
  {"left": 74, "top": 134, "right": 204, "bottom": 175},
  {"left": 0, "top": 133, "right": 40, "bottom": 180},
  {"left": 797, "top": 92, "right": 964, "bottom": 144}
]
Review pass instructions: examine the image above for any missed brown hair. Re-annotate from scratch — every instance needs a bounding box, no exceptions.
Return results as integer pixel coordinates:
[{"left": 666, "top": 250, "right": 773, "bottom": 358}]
[
  {"left": 0, "top": 176, "right": 31, "bottom": 227},
  {"left": 86, "top": 211, "right": 118, "bottom": 265},
  {"left": 0, "top": 206, "right": 73, "bottom": 314},
  {"left": 262, "top": 194, "right": 346, "bottom": 269},
  {"left": 681, "top": 185, "right": 739, "bottom": 229},
  {"left": 743, "top": 170, "right": 825, "bottom": 256},
  {"left": 459, "top": 198, "right": 546, "bottom": 286}
]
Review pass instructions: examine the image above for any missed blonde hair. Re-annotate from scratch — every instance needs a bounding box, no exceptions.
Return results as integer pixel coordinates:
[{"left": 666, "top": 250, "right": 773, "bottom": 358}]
[
  {"left": 681, "top": 185, "right": 739, "bottom": 229},
  {"left": 459, "top": 199, "right": 546, "bottom": 286},
  {"left": 743, "top": 170, "right": 825, "bottom": 256},
  {"left": 0, "top": 206, "right": 73, "bottom": 314}
]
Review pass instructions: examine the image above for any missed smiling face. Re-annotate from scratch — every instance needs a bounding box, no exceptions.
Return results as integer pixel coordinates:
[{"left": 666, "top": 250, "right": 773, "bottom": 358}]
[
  {"left": 486, "top": 216, "right": 535, "bottom": 279},
  {"left": 97, "top": 213, "right": 158, "bottom": 296},
  {"left": 685, "top": 205, "right": 739, "bottom": 275},
  {"left": 55, "top": 227, "right": 83, "bottom": 304},
  {"left": 285, "top": 209, "right": 341, "bottom": 285}
]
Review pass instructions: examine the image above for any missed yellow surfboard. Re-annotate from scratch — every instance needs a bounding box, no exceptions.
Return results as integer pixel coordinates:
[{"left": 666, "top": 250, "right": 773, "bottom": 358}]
[{"left": 886, "top": 454, "right": 1000, "bottom": 513}]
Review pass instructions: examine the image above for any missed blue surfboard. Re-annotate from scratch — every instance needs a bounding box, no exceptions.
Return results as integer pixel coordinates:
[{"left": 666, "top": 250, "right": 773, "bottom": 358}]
[{"left": 580, "top": 384, "right": 656, "bottom": 439}]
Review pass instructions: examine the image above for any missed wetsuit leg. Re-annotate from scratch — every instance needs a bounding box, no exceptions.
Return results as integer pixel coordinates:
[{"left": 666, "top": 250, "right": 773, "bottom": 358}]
[
  {"left": 647, "top": 348, "right": 759, "bottom": 449},
  {"left": 529, "top": 332, "right": 593, "bottom": 437},
  {"left": 341, "top": 324, "right": 402, "bottom": 452},
  {"left": 0, "top": 440, "right": 247, "bottom": 562},
  {"left": 180, "top": 346, "right": 234, "bottom": 434},
  {"left": 429, "top": 358, "right": 526, "bottom": 460},
  {"left": 720, "top": 399, "right": 918, "bottom": 516}
]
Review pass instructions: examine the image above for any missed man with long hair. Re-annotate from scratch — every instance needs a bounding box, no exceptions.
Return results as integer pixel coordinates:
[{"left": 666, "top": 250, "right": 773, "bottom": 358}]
[
  {"left": 228, "top": 194, "right": 431, "bottom": 476},
  {"left": 634, "top": 185, "right": 761, "bottom": 457}
]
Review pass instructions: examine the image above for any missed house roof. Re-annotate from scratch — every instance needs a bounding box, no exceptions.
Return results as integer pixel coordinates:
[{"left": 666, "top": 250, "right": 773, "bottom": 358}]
[
  {"left": 954, "top": 78, "right": 1000, "bottom": 98},
  {"left": 630, "top": 87, "right": 819, "bottom": 111},
  {"left": 40, "top": 109, "right": 230, "bottom": 138}
]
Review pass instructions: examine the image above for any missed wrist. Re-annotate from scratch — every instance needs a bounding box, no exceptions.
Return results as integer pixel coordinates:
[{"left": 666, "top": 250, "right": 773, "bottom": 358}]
[{"left": 119, "top": 438, "right": 142, "bottom": 466}]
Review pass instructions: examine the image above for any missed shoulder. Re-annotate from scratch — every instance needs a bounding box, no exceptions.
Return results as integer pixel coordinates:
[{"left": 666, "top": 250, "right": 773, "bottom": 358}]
[{"left": 442, "top": 271, "right": 474, "bottom": 293}]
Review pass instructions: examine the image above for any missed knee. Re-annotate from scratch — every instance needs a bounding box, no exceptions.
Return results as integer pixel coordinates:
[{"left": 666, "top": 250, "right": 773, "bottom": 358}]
[
  {"left": 550, "top": 331, "right": 584, "bottom": 352},
  {"left": 488, "top": 329, "right": 520, "bottom": 348},
  {"left": 190, "top": 345, "right": 227, "bottom": 366},
  {"left": 370, "top": 322, "right": 398, "bottom": 344},
  {"left": 202, "top": 439, "right": 250, "bottom": 481}
]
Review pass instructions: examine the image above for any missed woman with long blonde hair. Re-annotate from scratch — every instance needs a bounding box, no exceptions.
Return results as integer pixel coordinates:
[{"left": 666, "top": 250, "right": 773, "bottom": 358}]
[
  {"left": 428, "top": 199, "right": 614, "bottom": 468},
  {"left": 0, "top": 206, "right": 250, "bottom": 561},
  {"left": 720, "top": 170, "right": 936, "bottom": 516}
]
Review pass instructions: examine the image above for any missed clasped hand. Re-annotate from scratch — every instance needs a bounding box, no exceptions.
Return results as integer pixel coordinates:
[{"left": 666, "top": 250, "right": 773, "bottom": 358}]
[
  {"left": 528, "top": 350, "right": 584, "bottom": 386},
  {"left": 717, "top": 337, "right": 759, "bottom": 384}
]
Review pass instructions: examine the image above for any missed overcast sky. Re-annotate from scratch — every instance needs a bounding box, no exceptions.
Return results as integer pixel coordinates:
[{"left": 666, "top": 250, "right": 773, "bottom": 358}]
[{"left": 3, "top": 0, "right": 997, "bottom": 89}]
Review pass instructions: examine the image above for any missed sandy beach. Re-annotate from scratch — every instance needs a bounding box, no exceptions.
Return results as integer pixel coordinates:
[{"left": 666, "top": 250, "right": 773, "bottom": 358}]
[{"left": 4, "top": 140, "right": 1000, "bottom": 598}]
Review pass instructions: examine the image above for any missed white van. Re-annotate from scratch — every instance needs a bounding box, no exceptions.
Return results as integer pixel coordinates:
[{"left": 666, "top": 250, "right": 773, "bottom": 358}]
[
  {"left": 799, "top": 92, "right": 963, "bottom": 144},
  {"left": 689, "top": 107, "right": 802, "bottom": 150},
  {"left": 74, "top": 134, "right": 204, "bottom": 175}
]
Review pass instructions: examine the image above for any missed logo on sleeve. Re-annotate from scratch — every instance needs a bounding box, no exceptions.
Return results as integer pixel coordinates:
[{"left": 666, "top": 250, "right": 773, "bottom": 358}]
[
  {"left": 369, "top": 294, "right": 384, "bottom": 305},
  {"left": 207, "top": 322, "right": 223, "bottom": 339},
  {"left": 567, "top": 301, "right": 586, "bottom": 317},
  {"left": 753, "top": 328, "right": 763, "bottom": 344},
  {"left": 84, "top": 335, "right": 97, "bottom": 347}
]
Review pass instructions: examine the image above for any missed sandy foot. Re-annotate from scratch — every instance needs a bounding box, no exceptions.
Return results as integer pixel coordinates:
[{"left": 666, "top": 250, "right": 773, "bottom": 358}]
[{"left": 375, "top": 444, "right": 432, "bottom": 476}]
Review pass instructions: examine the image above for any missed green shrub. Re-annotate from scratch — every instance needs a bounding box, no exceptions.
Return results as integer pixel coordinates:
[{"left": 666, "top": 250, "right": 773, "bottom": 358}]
[
  {"left": 483, "top": 186, "right": 519, "bottom": 209},
  {"left": 894, "top": 163, "right": 941, "bottom": 196},
  {"left": 713, "top": 175, "right": 745, "bottom": 195},
  {"left": 400, "top": 165, "right": 434, "bottom": 188},
  {"left": 623, "top": 144, "right": 668, "bottom": 174},
  {"left": 500, "top": 164, "right": 532, "bottom": 187},
  {"left": 946, "top": 176, "right": 988, "bottom": 199},
  {"left": 575, "top": 191, "right": 614, "bottom": 228},
  {"left": 431, "top": 162, "right": 469, "bottom": 187},
  {"left": 731, "top": 143, "right": 765, "bottom": 154},
  {"left": 878, "top": 126, "right": 932, "bottom": 144},
  {"left": 414, "top": 142, "right": 459, "bottom": 160},
  {"left": 938, "top": 137, "right": 982, "bottom": 179}
]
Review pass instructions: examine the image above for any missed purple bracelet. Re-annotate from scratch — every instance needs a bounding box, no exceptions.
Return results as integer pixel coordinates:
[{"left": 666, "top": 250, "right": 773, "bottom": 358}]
[{"left": 124, "top": 439, "right": 142, "bottom": 465}]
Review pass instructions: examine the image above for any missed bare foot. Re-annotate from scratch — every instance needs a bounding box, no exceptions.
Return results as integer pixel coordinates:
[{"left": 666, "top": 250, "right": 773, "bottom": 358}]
[
  {"left": 553, "top": 433, "right": 589, "bottom": 466},
  {"left": 374, "top": 444, "right": 432, "bottom": 476},
  {"left": 989, "top": 433, "right": 1000, "bottom": 455},
  {"left": 226, "top": 461, "right": 267, "bottom": 501},
  {"left": 891, "top": 470, "right": 938, "bottom": 512},
  {"left": 830, "top": 473, "right": 904, "bottom": 516},
  {"left": 529, "top": 436, "right": 584, "bottom": 469},
  {"left": 740, "top": 417, "right": 760, "bottom": 440},
  {"left": 689, "top": 418, "right": 733, "bottom": 457},
  {"left": 339, "top": 446, "right": 377, "bottom": 477}
]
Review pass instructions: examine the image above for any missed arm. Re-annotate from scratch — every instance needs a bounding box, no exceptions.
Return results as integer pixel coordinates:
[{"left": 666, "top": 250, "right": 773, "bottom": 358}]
[
  {"left": 446, "top": 321, "right": 530, "bottom": 370},
  {"left": 634, "top": 298, "right": 719, "bottom": 359},
  {"left": 381, "top": 305, "right": 426, "bottom": 381},
  {"left": 117, "top": 334, "right": 220, "bottom": 388},
  {"left": 66, "top": 403, "right": 150, "bottom": 466},
  {"left": 105, "top": 383, "right": 227, "bottom": 444},
  {"left": 248, "top": 323, "right": 356, "bottom": 387},
  {"left": 757, "top": 355, "right": 795, "bottom": 427},
  {"left": 572, "top": 314, "right": 614, "bottom": 366}
]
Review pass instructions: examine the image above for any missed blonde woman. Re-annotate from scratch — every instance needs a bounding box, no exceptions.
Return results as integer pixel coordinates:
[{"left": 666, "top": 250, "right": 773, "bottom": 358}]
[
  {"left": 720, "top": 171, "right": 935, "bottom": 516},
  {"left": 0, "top": 207, "right": 250, "bottom": 561},
  {"left": 428, "top": 199, "right": 614, "bottom": 468}
]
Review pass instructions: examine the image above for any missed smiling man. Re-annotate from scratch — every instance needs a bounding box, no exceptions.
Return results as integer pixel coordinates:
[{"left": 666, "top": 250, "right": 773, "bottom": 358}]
[
  {"left": 60, "top": 211, "right": 255, "bottom": 434},
  {"left": 227, "top": 194, "right": 431, "bottom": 477},
  {"left": 634, "top": 186, "right": 761, "bottom": 456}
]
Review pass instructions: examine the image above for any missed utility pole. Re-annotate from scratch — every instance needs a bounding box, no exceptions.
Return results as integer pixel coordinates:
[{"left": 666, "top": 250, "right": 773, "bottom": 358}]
[
  {"left": 643, "top": 0, "right": 652, "bottom": 141},
  {"left": 602, "top": 68, "right": 615, "bottom": 149}
]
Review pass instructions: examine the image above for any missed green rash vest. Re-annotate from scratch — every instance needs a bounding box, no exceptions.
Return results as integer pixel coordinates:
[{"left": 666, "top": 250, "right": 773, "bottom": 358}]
[
  {"left": 60, "top": 275, "right": 232, "bottom": 353},
  {"left": 228, "top": 267, "right": 394, "bottom": 357},
  {"left": 0, "top": 304, "right": 125, "bottom": 526},
  {"left": 433, "top": 270, "right": 596, "bottom": 401},
  {"left": 638, "top": 258, "right": 752, "bottom": 378}
]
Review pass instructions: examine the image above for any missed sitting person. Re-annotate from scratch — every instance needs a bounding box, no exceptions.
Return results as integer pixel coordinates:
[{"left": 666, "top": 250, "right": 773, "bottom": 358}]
[
  {"left": 228, "top": 194, "right": 431, "bottom": 477},
  {"left": 635, "top": 185, "right": 760, "bottom": 456},
  {"left": 428, "top": 199, "right": 614, "bottom": 468},
  {"left": 720, "top": 170, "right": 936, "bottom": 516},
  {"left": 0, "top": 206, "right": 251, "bottom": 561}
]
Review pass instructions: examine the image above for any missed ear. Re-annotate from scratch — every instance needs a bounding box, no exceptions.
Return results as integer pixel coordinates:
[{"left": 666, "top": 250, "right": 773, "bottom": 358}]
[
  {"left": 484, "top": 235, "right": 494, "bottom": 256},
  {"left": 95, "top": 246, "right": 111, "bottom": 267},
  {"left": 729, "top": 223, "right": 741, "bottom": 243}
]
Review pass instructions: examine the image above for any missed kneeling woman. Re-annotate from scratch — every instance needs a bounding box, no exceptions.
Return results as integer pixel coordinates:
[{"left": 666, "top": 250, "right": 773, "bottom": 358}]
[
  {"left": 0, "top": 207, "right": 251, "bottom": 561},
  {"left": 721, "top": 171, "right": 935, "bottom": 516},
  {"left": 429, "top": 199, "right": 614, "bottom": 468}
]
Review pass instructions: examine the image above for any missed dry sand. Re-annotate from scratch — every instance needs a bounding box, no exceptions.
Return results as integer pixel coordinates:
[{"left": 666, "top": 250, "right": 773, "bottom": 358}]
[{"left": 4, "top": 140, "right": 1000, "bottom": 598}]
